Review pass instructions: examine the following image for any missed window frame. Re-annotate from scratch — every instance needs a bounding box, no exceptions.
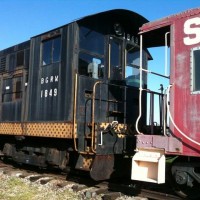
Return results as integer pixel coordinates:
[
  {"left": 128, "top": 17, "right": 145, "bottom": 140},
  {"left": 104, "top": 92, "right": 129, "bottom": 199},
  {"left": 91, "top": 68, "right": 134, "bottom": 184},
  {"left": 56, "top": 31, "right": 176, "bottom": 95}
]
[
  {"left": 191, "top": 46, "right": 200, "bottom": 94},
  {"left": 2, "top": 76, "right": 23, "bottom": 103},
  {"left": 78, "top": 25, "right": 105, "bottom": 79},
  {"left": 42, "top": 36, "right": 61, "bottom": 66},
  {"left": 13, "top": 79, "right": 22, "bottom": 100},
  {"left": 79, "top": 26, "right": 105, "bottom": 57},
  {"left": 78, "top": 51, "right": 105, "bottom": 79},
  {"left": 16, "top": 50, "right": 24, "bottom": 68}
]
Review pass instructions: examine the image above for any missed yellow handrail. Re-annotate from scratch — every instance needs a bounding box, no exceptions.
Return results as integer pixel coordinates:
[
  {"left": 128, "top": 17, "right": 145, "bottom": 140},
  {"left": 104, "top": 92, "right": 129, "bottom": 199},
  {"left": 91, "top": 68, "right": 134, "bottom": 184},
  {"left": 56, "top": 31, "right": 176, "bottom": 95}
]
[
  {"left": 91, "top": 81, "right": 102, "bottom": 152},
  {"left": 73, "top": 73, "right": 78, "bottom": 151}
]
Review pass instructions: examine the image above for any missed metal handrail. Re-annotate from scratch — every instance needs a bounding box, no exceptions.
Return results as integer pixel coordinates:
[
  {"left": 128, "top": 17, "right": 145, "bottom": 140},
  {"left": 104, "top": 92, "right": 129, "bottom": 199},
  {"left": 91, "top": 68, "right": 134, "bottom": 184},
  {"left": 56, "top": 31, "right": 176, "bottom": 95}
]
[
  {"left": 144, "top": 88, "right": 166, "bottom": 135},
  {"left": 73, "top": 73, "right": 78, "bottom": 151},
  {"left": 91, "top": 81, "right": 102, "bottom": 152}
]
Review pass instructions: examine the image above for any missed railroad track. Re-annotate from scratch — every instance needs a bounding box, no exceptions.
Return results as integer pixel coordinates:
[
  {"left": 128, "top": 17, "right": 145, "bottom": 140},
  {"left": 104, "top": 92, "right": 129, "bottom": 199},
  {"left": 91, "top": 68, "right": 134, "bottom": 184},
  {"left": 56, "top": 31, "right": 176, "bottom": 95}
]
[
  {"left": 139, "top": 189, "right": 183, "bottom": 200},
  {"left": 0, "top": 160, "right": 183, "bottom": 200}
]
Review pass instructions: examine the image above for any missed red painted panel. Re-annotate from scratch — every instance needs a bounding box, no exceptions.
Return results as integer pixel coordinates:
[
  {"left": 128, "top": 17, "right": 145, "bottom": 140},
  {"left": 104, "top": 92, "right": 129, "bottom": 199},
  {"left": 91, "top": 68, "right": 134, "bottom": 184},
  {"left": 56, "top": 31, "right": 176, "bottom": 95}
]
[
  {"left": 140, "top": 8, "right": 200, "bottom": 33},
  {"left": 171, "top": 10, "right": 200, "bottom": 156}
]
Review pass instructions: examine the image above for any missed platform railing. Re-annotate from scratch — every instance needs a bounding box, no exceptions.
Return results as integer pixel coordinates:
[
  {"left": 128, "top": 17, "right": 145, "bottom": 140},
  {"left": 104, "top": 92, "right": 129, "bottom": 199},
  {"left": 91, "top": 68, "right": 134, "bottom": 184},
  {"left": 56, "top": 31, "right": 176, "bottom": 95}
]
[{"left": 144, "top": 88, "right": 166, "bottom": 135}]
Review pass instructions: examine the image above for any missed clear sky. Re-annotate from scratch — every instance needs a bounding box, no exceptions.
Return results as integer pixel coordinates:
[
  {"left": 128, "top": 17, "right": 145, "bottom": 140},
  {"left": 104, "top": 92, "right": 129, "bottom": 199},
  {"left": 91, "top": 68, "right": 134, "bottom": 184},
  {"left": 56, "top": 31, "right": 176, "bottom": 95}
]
[
  {"left": 0, "top": 0, "right": 199, "bottom": 124},
  {"left": 0, "top": 0, "right": 199, "bottom": 50}
]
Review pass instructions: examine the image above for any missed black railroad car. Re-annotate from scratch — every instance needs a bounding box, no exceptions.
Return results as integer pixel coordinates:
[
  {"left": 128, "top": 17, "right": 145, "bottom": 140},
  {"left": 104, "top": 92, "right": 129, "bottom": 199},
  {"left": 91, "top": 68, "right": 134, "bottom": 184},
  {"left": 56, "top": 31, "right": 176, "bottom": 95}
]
[{"left": 0, "top": 9, "right": 149, "bottom": 180}]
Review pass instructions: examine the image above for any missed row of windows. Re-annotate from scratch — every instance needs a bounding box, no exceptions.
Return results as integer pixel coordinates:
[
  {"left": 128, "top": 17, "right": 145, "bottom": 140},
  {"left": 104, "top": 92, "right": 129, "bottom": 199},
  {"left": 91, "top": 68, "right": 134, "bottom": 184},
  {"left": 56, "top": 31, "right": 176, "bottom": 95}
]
[
  {"left": 0, "top": 37, "right": 61, "bottom": 74},
  {"left": 78, "top": 25, "right": 200, "bottom": 93},
  {"left": 0, "top": 49, "right": 29, "bottom": 73},
  {"left": 0, "top": 48, "right": 28, "bottom": 102},
  {"left": 0, "top": 36, "right": 62, "bottom": 74},
  {"left": 78, "top": 48, "right": 143, "bottom": 84},
  {"left": 2, "top": 29, "right": 200, "bottom": 104},
  {"left": 0, "top": 36, "right": 61, "bottom": 103},
  {"left": 78, "top": 25, "right": 145, "bottom": 85}
]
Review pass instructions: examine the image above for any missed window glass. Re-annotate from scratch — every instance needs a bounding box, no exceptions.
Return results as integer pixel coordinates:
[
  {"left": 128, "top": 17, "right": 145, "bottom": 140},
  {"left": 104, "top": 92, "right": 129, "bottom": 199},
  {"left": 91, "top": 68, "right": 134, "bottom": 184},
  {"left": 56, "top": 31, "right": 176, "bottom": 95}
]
[
  {"left": 110, "top": 39, "right": 122, "bottom": 80},
  {"left": 42, "top": 36, "right": 61, "bottom": 66},
  {"left": 192, "top": 48, "right": 200, "bottom": 92},
  {"left": 43, "top": 40, "right": 52, "bottom": 65},
  {"left": 16, "top": 51, "right": 24, "bottom": 67},
  {"left": 15, "top": 80, "right": 22, "bottom": 99},
  {"left": 80, "top": 26, "right": 104, "bottom": 55},
  {"left": 25, "top": 49, "right": 30, "bottom": 69},
  {"left": 78, "top": 53, "right": 104, "bottom": 79},
  {"left": 125, "top": 47, "right": 147, "bottom": 87},
  {"left": 9, "top": 54, "right": 15, "bottom": 72},
  {"left": 53, "top": 37, "right": 61, "bottom": 62}
]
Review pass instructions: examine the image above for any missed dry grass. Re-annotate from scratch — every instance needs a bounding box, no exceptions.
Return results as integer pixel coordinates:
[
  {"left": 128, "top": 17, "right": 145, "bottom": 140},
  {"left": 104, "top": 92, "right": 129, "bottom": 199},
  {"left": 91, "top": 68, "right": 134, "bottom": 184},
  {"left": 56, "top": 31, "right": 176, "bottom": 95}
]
[
  {"left": 0, "top": 171, "right": 146, "bottom": 200},
  {"left": 0, "top": 173, "right": 80, "bottom": 200}
]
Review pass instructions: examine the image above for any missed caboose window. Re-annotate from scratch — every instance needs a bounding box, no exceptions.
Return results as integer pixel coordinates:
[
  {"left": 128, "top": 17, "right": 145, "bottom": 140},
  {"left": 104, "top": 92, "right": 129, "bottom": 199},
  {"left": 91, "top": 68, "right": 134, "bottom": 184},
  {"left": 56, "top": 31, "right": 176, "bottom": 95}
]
[
  {"left": 79, "top": 26, "right": 104, "bottom": 55},
  {"left": 43, "top": 40, "right": 52, "bottom": 65},
  {"left": 16, "top": 51, "right": 24, "bottom": 67},
  {"left": 79, "top": 26, "right": 105, "bottom": 79},
  {"left": 42, "top": 36, "right": 61, "bottom": 65},
  {"left": 79, "top": 53, "right": 104, "bottom": 79},
  {"left": 15, "top": 80, "right": 22, "bottom": 99},
  {"left": 191, "top": 48, "right": 200, "bottom": 92},
  {"left": 110, "top": 39, "right": 122, "bottom": 80},
  {"left": 125, "top": 48, "right": 140, "bottom": 86},
  {"left": 125, "top": 47, "right": 147, "bottom": 87},
  {"left": 53, "top": 37, "right": 61, "bottom": 62}
]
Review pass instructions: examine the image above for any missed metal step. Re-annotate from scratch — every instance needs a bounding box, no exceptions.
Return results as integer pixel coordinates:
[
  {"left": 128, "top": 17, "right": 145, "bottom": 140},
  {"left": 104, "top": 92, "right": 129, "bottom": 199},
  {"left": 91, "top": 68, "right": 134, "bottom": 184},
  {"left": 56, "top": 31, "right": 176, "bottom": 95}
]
[{"left": 107, "top": 110, "right": 124, "bottom": 117}]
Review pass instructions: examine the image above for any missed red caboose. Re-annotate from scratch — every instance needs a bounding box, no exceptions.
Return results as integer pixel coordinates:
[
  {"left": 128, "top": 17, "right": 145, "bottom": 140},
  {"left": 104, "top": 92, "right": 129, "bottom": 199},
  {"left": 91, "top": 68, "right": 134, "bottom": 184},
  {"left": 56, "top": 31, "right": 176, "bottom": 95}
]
[{"left": 132, "top": 7, "right": 200, "bottom": 197}]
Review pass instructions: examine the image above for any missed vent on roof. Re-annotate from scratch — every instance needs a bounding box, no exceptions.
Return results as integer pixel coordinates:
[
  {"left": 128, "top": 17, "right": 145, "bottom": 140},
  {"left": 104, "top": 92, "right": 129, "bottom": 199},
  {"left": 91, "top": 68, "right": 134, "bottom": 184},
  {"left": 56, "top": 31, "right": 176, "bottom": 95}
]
[{"left": 0, "top": 57, "right": 6, "bottom": 73}]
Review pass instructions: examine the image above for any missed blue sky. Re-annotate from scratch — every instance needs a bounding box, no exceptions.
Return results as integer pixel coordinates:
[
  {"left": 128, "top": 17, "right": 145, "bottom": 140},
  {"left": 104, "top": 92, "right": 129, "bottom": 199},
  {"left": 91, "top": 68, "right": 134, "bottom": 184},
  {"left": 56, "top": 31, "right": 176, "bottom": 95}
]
[{"left": 0, "top": 0, "right": 199, "bottom": 50}]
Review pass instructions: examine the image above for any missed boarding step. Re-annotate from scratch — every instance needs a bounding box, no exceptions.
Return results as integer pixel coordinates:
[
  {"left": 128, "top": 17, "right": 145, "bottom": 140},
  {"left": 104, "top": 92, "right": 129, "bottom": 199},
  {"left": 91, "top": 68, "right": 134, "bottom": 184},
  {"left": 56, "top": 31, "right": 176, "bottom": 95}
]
[{"left": 131, "top": 148, "right": 165, "bottom": 184}]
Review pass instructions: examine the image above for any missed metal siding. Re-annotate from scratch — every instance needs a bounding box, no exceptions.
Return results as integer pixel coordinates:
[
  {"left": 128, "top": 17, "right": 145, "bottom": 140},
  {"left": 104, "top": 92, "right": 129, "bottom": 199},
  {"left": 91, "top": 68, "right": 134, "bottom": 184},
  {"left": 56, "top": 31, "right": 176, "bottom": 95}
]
[
  {"left": 2, "top": 101, "right": 22, "bottom": 121},
  {"left": 1, "top": 75, "right": 24, "bottom": 122},
  {"left": 27, "top": 36, "right": 41, "bottom": 121},
  {"left": 40, "top": 63, "right": 60, "bottom": 120},
  {"left": 0, "top": 41, "right": 30, "bottom": 123},
  {"left": 140, "top": 8, "right": 200, "bottom": 47},
  {"left": 171, "top": 11, "right": 200, "bottom": 155},
  {"left": 27, "top": 25, "right": 75, "bottom": 122},
  {"left": 76, "top": 76, "right": 95, "bottom": 135},
  {"left": 63, "top": 24, "right": 77, "bottom": 121},
  {"left": 140, "top": 8, "right": 200, "bottom": 33}
]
